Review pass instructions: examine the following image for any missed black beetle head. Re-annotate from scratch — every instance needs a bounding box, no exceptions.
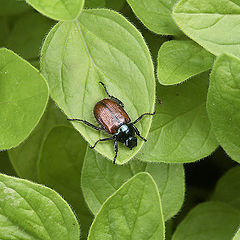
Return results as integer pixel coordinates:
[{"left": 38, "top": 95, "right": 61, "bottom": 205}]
[{"left": 125, "top": 136, "right": 137, "bottom": 149}]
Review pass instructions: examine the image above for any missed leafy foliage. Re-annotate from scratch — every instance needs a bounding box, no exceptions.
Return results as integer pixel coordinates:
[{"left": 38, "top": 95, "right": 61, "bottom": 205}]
[{"left": 0, "top": 0, "right": 240, "bottom": 239}]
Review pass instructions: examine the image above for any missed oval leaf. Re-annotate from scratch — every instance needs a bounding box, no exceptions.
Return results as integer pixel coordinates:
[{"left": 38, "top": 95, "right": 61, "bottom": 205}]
[
  {"left": 41, "top": 9, "right": 155, "bottom": 164},
  {"left": 26, "top": 0, "right": 84, "bottom": 21},
  {"left": 173, "top": 201, "right": 240, "bottom": 240},
  {"left": 211, "top": 166, "right": 240, "bottom": 211},
  {"left": 82, "top": 149, "right": 185, "bottom": 221},
  {"left": 0, "top": 173, "right": 80, "bottom": 239},
  {"left": 137, "top": 72, "right": 218, "bottom": 163},
  {"left": 8, "top": 100, "right": 68, "bottom": 181},
  {"left": 158, "top": 40, "right": 215, "bottom": 85},
  {"left": 0, "top": 48, "right": 49, "bottom": 150},
  {"left": 88, "top": 172, "right": 165, "bottom": 240},
  {"left": 126, "top": 0, "right": 180, "bottom": 35},
  {"left": 233, "top": 228, "right": 240, "bottom": 240},
  {"left": 207, "top": 54, "right": 240, "bottom": 163},
  {"left": 38, "top": 126, "right": 93, "bottom": 239},
  {"left": 173, "top": 0, "right": 240, "bottom": 57}
]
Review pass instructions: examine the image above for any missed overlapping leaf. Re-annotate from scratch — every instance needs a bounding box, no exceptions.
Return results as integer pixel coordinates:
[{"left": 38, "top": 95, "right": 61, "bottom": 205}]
[
  {"left": 0, "top": 48, "right": 48, "bottom": 150},
  {"left": 88, "top": 173, "right": 165, "bottom": 240},
  {"left": 41, "top": 9, "right": 155, "bottom": 164},
  {"left": 0, "top": 173, "right": 80, "bottom": 240}
]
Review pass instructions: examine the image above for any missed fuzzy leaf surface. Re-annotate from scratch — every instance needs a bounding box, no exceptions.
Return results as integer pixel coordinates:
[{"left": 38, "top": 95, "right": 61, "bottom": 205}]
[
  {"left": 207, "top": 54, "right": 240, "bottom": 163},
  {"left": 0, "top": 173, "right": 80, "bottom": 240},
  {"left": 126, "top": 0, "right": 180, "bottom": 35},
  {"left": 138, "top": 72, "right": 218, "bottom": 163},
  {"left": 88, "top": 173, "right": 165, "bottom": 240},
  {"left": 26, "top": 0, "right": 84, "bottom": 21},
  {"left": 0, "top": 48, "right": 48, "bottom": 150},
  {"left": 158, "top": 40, "right": 214, "bottom": 85},
  {"left": 41, "top": 9, "right": 155, "bottom": 164},
  {"left": 173, "top": 0, "right": 240, "bottom": 57}
]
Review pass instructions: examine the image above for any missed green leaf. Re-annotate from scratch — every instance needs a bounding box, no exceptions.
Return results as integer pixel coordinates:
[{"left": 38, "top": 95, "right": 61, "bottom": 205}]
[
  {"left": 233, "top": 228, "right": 240, "bottom": 240},
  {"left": 207, "top": 54, "right": 240, "bottom": 163},
  {"left": 25, "top": 0, "right": 84, "bottom": 21},
  {"left": 6, "top": 12, "right": 54, "bottom": 60},
  {"left": 88, "top": 172, "right": 165, "bottom": 240},
  {"left": 0, "top": 0, "right": 30, "bottom": 16},
  {"left": 41, "top": 9, "right": 155, "bottom": 164},
  {"left": 173, "top": 0, "right": 240, "bottom": 57},
  {"left": 9, "top": 100, "right": 68, "bottom": 181},
  {"left": 0, "top": 48, "right": 49, "bottom": 150},
  {"left": 211, "top": 166, "right": 240, "bottom": 211},
  {"left": 82, "top": 149, "right": 185, "bottom": 221},
  {"left": 0, "top": 173, "right": 80, "bottom": 240},
  {"left": 38, "top": 126, "right": 93, "bottom": 239},
  {"left": 126, "top": 0, "right": 180, "bottom": 35},
  {"left": 137, "top": 72, "right": 218, "bottom": 163},
  {"left": 172, "top": 201, "right": 240, "bottom": 240},
  {"left": 85, "top": 0, "right": 105, "bottom": 8},
  {"left": 158, "top": 40, "right": 215, "bottom": 85}
]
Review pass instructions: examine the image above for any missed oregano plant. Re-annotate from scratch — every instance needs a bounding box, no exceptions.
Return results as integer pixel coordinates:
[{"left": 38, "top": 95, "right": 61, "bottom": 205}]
[{"left": 0, "top": 0, "right": 240, "bottom": 239}]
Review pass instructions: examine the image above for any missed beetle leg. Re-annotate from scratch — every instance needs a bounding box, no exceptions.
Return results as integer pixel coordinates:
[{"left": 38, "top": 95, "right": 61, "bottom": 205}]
[
  {"left": 132, "top": 125, "right": 147, "bottom": 142},
  {"left": 99, "top": 81, "right": 124, "bottom": 108},
  {"left": 113, "top": 140, "right": 118, "bottom": 164},
  {"left": 132, "top": 112, "right": 156, "bottom": 125},
  {"left": 67, "top": 119, "right": 104, "bottom": 131},
  {"left": 90, "top": 136, "right": 115, "bottom": 149}
]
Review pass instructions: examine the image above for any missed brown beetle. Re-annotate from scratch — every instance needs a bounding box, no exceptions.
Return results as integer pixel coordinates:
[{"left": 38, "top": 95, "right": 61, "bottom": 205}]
[{"left": 67, "top": 82, "right": 155, "bottom": 164}]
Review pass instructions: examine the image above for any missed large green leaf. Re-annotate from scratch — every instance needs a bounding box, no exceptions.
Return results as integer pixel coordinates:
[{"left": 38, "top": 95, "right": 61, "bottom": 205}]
[
  {"left": 173, "top": 0, "right": 240, "bottom": 57},
  {"left": 126, "top": 0, "right": 180, "bottom": 35},
  {"left": 6, "top": 12, "right": 53, "bottom": 60},
  {"left": 88, "top": 172, "right": 165, "bottom": 240},
  {"left": 9, "top": 100, "right": 67, "bottom": 181},
  {"left": 207, "top": 54, "right": 240, "bottom": 163},
  {"left": 0, "top": 173, "right": 80, "bottom": 239},
  {"left": 211, "top": 166, "right": 240, "bottom": 211},
  {"left": 173, "top": 202, "right": 240, "bottom": 240},
  {"left": 0, "top": 17, "right": 10, "bottom": 46},
  {"left": 0, "top": 48, "right": 49, "bottom": 150},
  {"left": 41, "top": 9, "right": 155, "bottom": 164},
  {"left": 0, "top": 151, "right": 16, "bottom": 176},
  {"left": 158, "top": 40, "right": 214, "bottom": 85},
  {"left": 137, "top": 72, "right": 218, "bottom": 163},
  {"left": 38, "top": 126, "right": 93, "bottom": 239},
  {"left": 26, "top": 0, "right": 84, "bottom": 21},
  {"left": 0, "top": 0, "right": 30, "bottom": 16},
  {"left": 82, "top": 149, "right": 184, "bottom": 221},
  {"left": 105, "top": 0, "right": 125, "bottom": 10},
  {"left": 85, "top": 0, "right": 105, "bottom": 8}
]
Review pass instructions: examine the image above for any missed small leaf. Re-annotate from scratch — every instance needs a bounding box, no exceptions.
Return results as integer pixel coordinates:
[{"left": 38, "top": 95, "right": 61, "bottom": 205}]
[
  {"left": 126, "top": 0, "right": 180, "bottom": 35},
  {"left": 173, "top": 0, "right": 240, "bottom": 57},
  {"left": 8, "top": 100, "right": 68, "bottom": 181},
  {"left": 41, "top": 9, "right": 155, "bottom": 164},
  {"left": 158, "top": 40, "right": 215, "bottom": 85},
  {"left": 207, "top": 54, "right": 240, "bottom": 163},
  {"left": 173, "top": 202, "right": 240, "bottom": 240},
  {"left": 0, "top": 173, "right": 80, "bottom": 239},
  {"left": 38, "top": 126, "right": 93, "bottom": 239},
  {"left": 211, "top": 166, "right": 240, "bottom": 211},
  {"left": 82, "top": 149, "right": 185, "bottom": 221},
  {"left": 88, "top": 172, "right": 165, "bottom": 240},
  {"left": 6, "top": 12, "right": 54, "bottom": 60},
  {"left": 25, "top": 0, "right": 84, "bottom": 21},
  {"left": 137, "top": 72, "right": 218, "bottom": 163},
  {"left": 0, "top": 0, "right": 30, "bottom": 16},
  {"left": 0, "top": 48, "right": 49, "bottom": 150}
]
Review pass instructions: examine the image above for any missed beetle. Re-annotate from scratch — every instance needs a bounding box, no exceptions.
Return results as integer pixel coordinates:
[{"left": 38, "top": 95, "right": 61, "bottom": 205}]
[{"left": 67, "top": 82, "right": 155, "bottom": 164}]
